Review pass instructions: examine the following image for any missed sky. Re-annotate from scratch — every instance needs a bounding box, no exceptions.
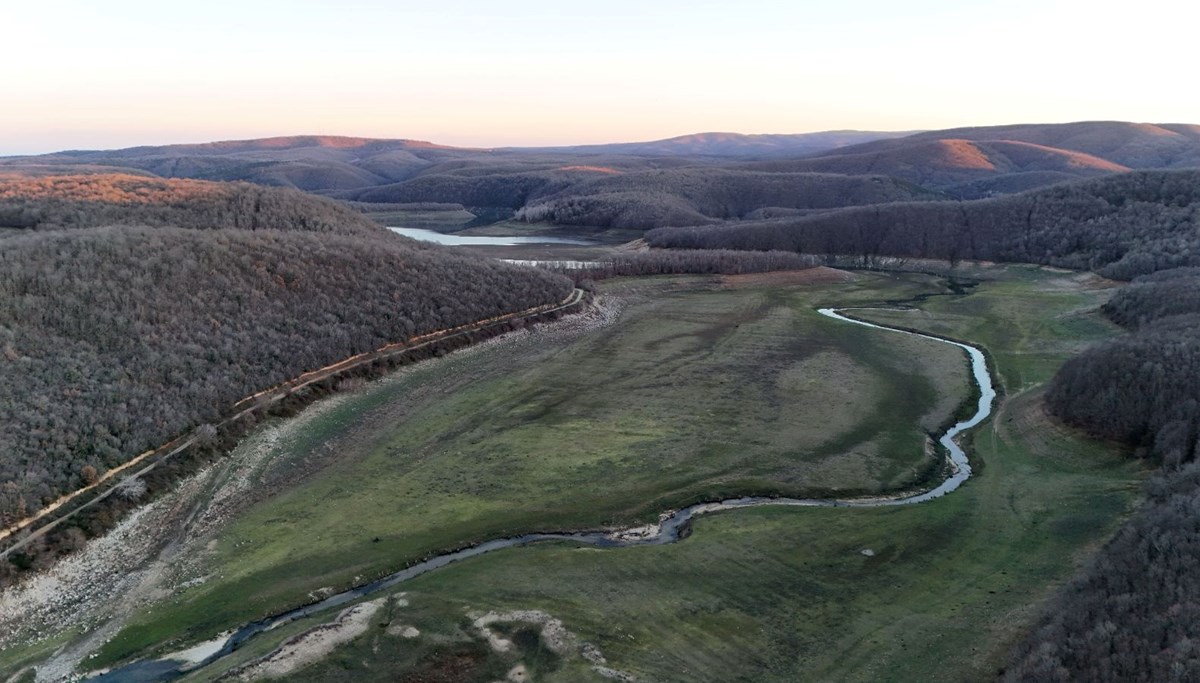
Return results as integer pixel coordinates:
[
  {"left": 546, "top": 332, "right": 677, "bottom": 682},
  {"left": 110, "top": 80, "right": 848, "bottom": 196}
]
[{"left": 3, "top": 0, "right": 1198, "bottom": 154}]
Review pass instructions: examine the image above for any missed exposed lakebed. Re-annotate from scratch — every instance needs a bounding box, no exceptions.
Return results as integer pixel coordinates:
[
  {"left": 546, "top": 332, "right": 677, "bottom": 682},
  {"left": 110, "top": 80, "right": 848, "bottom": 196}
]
[{"left": 92, "top": 305, "right": 995, "bottom": 682}]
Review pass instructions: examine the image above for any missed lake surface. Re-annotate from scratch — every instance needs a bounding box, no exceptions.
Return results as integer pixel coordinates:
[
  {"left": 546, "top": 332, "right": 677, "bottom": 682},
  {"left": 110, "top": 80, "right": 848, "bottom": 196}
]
[{"left": 388, "top": 227, "right": 594, "bottom": 246}]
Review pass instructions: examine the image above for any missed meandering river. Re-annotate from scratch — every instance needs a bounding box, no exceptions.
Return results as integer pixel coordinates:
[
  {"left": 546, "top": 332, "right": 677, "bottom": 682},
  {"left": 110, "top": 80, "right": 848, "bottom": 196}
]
[{"left": 93, "top": 306, "right": 995, "bottom": 682}]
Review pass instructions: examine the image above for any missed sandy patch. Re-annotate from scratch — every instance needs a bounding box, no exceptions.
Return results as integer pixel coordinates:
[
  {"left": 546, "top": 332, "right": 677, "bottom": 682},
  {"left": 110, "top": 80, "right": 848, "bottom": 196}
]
[
  {"left": 469, "top": 609, "right": 637, "bottom": 681},
  {"left": 165, "top": 631, "right": 232, "bottom": 666},
  {"left": 471, "top": 610, "right": 576, "bottom": 656},
  {"left": 385, "top": 624, "right": 420, "bottom": 638},
  {"left": 503, "top": 663, "right": 530, "bottom": 682},
  {"left": 231, "top": 599, "right": 383, "bottom": 680}
]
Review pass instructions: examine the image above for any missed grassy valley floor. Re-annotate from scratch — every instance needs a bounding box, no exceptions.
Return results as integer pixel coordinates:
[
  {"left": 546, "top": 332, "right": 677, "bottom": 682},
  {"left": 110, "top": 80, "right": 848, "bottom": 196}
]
[{"left": 0, "top": 267, "right": 1145, "bottom": 683}]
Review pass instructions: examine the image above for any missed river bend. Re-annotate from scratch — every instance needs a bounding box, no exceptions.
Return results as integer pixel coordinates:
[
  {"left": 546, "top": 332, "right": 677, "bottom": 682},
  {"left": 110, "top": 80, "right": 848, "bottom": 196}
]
[{"left": 93, "top": 306, "right": 996, "bottom": 682}]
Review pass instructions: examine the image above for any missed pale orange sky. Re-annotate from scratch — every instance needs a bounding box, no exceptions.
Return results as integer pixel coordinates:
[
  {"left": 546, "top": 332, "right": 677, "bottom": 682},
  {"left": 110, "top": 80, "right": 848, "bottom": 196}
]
[{"left": 4, "top": 0, "right": 1198, "bottom": 154}]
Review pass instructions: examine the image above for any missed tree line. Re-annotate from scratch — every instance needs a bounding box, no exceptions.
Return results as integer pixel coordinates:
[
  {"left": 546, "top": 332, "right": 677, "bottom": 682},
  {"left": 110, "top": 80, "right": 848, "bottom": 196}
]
[
  {"left": 0, "top": 188, "right": 572, "bottom": 529},
  {"left": 1006, "top": 267, "right": 1200, "bottom": 681},
  {"left": 0, "top": 174, "right": 382, "bottom": 235},
  {"left": 349, "top": 166, "right": 936, "bottom": 230},
  {"left": 646, "top": 170, "right": 1200, "bottom": 280},
  {"left": 542, "top": 249, "right": 819, "bottom": 283}
]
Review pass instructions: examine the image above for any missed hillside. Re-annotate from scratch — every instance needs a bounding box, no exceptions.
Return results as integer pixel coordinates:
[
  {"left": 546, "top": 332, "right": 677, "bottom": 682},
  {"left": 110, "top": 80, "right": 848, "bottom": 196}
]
[
  {"left": 745, "top": 138, "right": 1130, "bottom": 197},
  {"left": 5, "top": 122, "right": 1200, "bottom": 230},
  {"left": 2, "top": 137, "right": 478, "bottom": 192},
  {"left": 353, "top": 167, "right": 939, "bottom": 230},
  {"left": 820, "top": 121, "right": 1200, "bottom": 167},
  {"left": 903, "top": 121, "right": 1200, "bottom": 168},
  {"left": 0, "top": 174, "right": 383, "bottom": 234},
  {"left": 1006, "top": 267, "right": 1200, "bottom": 682},
  {"left": 774, "top": 121, "right": 1200, "bottom": 196},
  {"left": 0, "top": 178, "right": 573, "bottom": 532},
  {"left": 510, "top": 130, "right": 915, "bottom": 158},
  {"left": 517, "top": 169, "right": 937, "bottom": 228},
  {"left": 647, "top": 170, "right": 1200, "bottom": 279}
]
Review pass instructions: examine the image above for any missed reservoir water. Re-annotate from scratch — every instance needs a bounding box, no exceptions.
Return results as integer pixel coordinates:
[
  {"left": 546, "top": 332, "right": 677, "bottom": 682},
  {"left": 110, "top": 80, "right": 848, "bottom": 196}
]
[{"left": 388, "top": 227, "right": 594, "bottom": 246}]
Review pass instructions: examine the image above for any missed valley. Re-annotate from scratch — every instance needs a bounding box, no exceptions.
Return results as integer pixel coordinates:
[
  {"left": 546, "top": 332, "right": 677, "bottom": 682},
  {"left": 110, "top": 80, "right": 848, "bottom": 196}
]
[
  {"left": 6, "top": 2, "right": 1199, "bottom": 678},
  {"left": 0, "top": 265, "right": 1143, "bottom": 682},
  {"left": 1, "top": 122, "right": 1197, "bottom": 683}
]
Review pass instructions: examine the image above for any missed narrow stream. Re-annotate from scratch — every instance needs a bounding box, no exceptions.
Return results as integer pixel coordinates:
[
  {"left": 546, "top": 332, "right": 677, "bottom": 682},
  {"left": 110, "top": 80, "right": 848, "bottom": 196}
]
[{"left": 92, "top": 307, "right": 995, "bottom": 682}]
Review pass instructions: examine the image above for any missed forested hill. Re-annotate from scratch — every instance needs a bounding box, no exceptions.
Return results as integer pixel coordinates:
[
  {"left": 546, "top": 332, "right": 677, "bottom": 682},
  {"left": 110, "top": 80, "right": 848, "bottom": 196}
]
[
  {"left": 0, "top": 174, "right": 383, "bottom": 235},
  {"left": 352, "top": 168, "right": 938, "bottom": 230},
  {"left": 1006, "top": 267, "right": 1200, "bottom": 681},
  {"left": 6, "top": 122, "right": 1200, "bottom": 232},
  {"left": 647, "top": 170, "right": 1200, "bottom": 279},
  {"left": 0, "top": 178, "right": 573, "bottom": 531},
  {"left": 508, "top": 130, "right": 914, "bottom": 157},
  {"left": 827, "top": 121, "right": 1200, "bottom": 170}
]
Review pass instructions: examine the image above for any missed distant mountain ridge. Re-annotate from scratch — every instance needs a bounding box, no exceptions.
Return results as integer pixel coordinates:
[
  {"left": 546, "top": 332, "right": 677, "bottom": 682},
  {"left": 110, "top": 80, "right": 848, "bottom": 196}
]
[
  {"left": 811, "top": 121, "right": 1200, "bottom": 172},
  {"left": 508, "top": 130, "right": 919, "bottom": 158},
  {"left": 3, "top": 121, "right": 1199, "bottom": 219}
]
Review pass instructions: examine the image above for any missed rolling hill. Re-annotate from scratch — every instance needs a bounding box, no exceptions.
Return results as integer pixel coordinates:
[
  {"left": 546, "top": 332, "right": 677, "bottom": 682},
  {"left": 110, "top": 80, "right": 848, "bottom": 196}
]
[
  {"left": 509, "top": 130, "right": 916, "bottom": 157},
  {"left": 0, "top": 173, "right": 383, "bottom": 234},
  {"left": 647, "top": 170, "right": 1200, "bottom": 279},
  {"left": 351, "top": 166, "right": 939, "bottom": 229},
  {"left": 744, "top": 138, "right": 1130, "bottom": 198},
  {"left": 880, "top": 121, "right": 1200, "bottom": 168},
  {"left": 0, "top": 174, "right": 573, "bottom": 538},
  {"left": 3, "top": 137, "right": 478, "bottom": 192},
  {"left": 6, "top": 133, "right": 886, "bottom": 195},
  {"left": 4, "top": 122, "right": 1200, "bottom": 227},
  {"left": 764, "top": 121, "right": 1200, "bottom": 197}
]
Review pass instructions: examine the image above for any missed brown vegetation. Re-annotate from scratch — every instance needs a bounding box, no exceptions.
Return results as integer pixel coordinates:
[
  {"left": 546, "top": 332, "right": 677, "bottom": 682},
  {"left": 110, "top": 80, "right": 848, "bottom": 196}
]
[
  {"left": 647, "top": 170, "right": 1200, "bottom": 279},
  {"left": 512, "top": 169, "right": 938, "bottom": 229},
  {"left": 1005, "top": 268, "right": 1200, "bottom": 681},
  {"left": 0, "top": 177, "right": 572, "bottom": 532},
  {"left": 0, "top": 174, "right": 382, "bottom": 234},
  {"left": 550, "top": 249, "right": 820, "bottom": 283},
  {"left": 743, "top": 139, "right": 1128, "bottom": 197},
  {"left": 819, "top": 121, "right": 1200, "bottom": 170}
]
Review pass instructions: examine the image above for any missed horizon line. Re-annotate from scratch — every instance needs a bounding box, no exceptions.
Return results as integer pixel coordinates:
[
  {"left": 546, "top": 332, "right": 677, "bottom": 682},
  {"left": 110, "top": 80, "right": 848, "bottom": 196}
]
[{"left": 6, "top": 119, "right": 1194, "bottom": 158}]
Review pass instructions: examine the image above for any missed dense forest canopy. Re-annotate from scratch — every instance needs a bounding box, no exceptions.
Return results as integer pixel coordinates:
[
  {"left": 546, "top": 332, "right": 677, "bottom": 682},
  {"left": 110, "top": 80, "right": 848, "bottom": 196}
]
[
  {"left": 350, "top": 167, "right": 937, "bottom": 230},
  {"left": 647, "top": 170, "right": 1200, "bottom": 279},
  {"left": 1101, "top": 267, "right": 1200, "bottom": 328},
  {"left": 512, "top": 169, "right": 936, "bottom": 229},
  {"left": 0, "top": 174, "right": 383, "bottom": 235},
  {"left": 739, "top": 138, "right": 1129, "bottom": 198},
  {"left": 542, "top": 249, "right": 820, "bottom": 283},
  {"left": 1007, "top": 267, "right": 1200, "bottom": 681},
  {"left": 1048, "top": 312, "right": 1200, "bottom": 463},
  {"left": 0, "top": 176, "right": 573, "bottom": 527},
  {"left": 1044, "top": 266, "right": 1200, "bottom": 468},
  {"left": 843, "top": 121, "right": 1200, "bottom": 170},
  {"left": 1006, "top": 460, "right": 1200, "bottom": 683}
]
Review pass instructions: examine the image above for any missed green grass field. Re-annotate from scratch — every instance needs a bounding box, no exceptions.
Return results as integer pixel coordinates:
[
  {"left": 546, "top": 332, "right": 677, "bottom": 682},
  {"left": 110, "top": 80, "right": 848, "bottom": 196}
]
[
  {"left": 82, "top": 271, "right": 970, "bottom": 668},
  {"left": 18, "top": 266, "right": 1143, "bottom": 683},
  {"left": 248, "top": 267, "right": 1140, "bottom": 683}
]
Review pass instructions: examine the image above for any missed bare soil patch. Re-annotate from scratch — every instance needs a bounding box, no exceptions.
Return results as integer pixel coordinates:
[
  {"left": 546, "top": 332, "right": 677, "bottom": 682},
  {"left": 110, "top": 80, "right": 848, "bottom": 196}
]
[{"left": 231, "top": 598, "right": 384, "bottom": 680}]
